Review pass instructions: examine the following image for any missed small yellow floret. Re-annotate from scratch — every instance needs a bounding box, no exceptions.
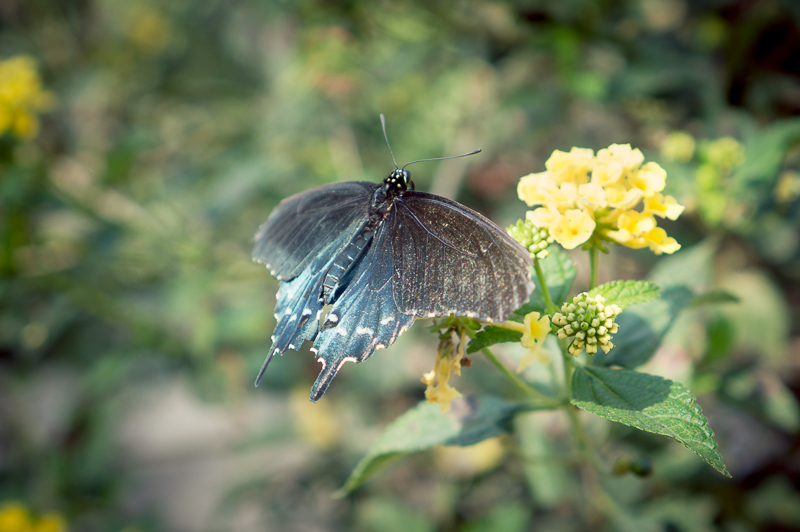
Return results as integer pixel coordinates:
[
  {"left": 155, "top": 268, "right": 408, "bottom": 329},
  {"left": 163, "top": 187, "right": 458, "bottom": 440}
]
[{"left": 550, "top": 209, "right": 596, "bottom": 250}]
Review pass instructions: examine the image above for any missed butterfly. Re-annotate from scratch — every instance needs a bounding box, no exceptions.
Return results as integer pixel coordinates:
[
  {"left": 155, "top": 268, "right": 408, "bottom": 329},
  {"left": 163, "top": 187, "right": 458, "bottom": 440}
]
[{"left": 253, "top": 116, "right": 534, "bottom": 401}]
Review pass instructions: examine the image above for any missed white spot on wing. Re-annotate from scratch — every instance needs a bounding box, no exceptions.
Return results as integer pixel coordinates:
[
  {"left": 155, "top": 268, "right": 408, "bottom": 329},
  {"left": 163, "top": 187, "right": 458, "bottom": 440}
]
[
  {"left": 380, "top": 316, "right": 395, "bottom": 325},
  {"left": 336, "top": 328, "right": 348, "bottom": 337},
  {"left": 302, "top": 308, "right": 312, "bottom": 316},
  {"left": 336, "top": 356, "right": 358, "bottom": 371},
  {"left": 327, "top": 314, "right": 339, "bottom": 323},
  {"left": 356, "top": 326, "right": 374, "bottom": 335}
]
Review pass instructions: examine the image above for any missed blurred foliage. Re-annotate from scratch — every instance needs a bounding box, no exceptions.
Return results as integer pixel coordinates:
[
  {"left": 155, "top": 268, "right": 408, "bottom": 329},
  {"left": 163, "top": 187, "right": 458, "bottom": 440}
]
[{"left": 0, "top": 0, "right": 799, "bottom": 531}]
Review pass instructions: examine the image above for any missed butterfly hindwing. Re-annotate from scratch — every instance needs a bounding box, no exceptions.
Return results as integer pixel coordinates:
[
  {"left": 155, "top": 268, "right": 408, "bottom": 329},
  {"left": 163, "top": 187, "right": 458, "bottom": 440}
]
[
  {"left": 309, "top": 221, "right": 416, "bottom": 401},
  {"left": 391, "top": 192, "right": 533, "bottom": 322}
]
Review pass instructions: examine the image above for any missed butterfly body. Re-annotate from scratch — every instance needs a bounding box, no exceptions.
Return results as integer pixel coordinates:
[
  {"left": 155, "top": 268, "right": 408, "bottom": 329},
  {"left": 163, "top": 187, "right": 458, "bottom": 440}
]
[{"left": 254, "top": 167, "right": 533, "bottom": 402}]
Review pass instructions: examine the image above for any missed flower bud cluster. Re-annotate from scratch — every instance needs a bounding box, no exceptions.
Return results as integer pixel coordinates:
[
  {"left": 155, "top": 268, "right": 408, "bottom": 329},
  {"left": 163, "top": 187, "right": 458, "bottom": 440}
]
[
  {"left": 507, "top": 219, "right": 554, "bottom": 259},
  {"left": 552, "top": 293, "right": 622, "bottom": 356}
]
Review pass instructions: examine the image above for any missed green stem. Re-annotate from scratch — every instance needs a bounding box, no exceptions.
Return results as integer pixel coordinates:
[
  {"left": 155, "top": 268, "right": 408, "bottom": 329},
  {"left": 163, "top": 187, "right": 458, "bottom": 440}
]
[
  {"left": 589, "top": 246, "right": 600, "bottom": 289},
  {"left": 482, "top": 348, "right": 561, "bottom": 407},
  {"left": 562, "top": 350, "right": 636, "bottom": 530},
  {"left": 533, "top": 258, "right": 559, "bottom": 314}
]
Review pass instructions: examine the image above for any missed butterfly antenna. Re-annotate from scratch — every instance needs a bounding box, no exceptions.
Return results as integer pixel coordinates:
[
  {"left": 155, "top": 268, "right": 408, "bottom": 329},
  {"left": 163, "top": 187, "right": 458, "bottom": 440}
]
[
  {"left": 380, "top": 114, "right": 399, "bottom": 169},
  {"left": 402, "top": 149, "right": 482, "bottom": 170}
]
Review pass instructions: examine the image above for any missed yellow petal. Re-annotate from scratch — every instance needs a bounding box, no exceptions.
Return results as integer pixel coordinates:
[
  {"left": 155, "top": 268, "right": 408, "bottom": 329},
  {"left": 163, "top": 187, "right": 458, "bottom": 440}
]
[
  {"left": 521, "top": 312, "right": 550, "bottom": 348},
  {"left": 517, "top": 171, "right": 555, "bottom": 206},
  {"left": 644, "top": 193, "right": 685, "bottom": 220},
  {"left": 550, "top": 209, "right": 596, "bottom": 249},
  {"left": 631, "top": 161, "right": 667, "bottom": 195},
  {"left": 526, "top": 206, "right": 557, "bottom": 228},
  {"left": 578, "top": 182, "right": 608, "bottom": 210}
]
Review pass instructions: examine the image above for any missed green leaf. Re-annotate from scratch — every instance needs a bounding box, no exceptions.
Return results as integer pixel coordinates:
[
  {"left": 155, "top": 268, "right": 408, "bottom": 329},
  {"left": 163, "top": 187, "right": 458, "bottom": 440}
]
[
  {"left": 339, "top": 395, "right": 530, "bottom": 494},
  {"left": 735, "top": 117, "right": 800, "bottom": 194},
  {"left": 648, "top": 240, "right": 717, "bottom": 292},
  {"left": 593, "top": 285, "right": 695, "bottom": 368},
  {"left": 461, "top": 502, "right": 530, "bottom": 532},
  {"left": 588, "top": 280, "right": 661, "bottom": 309},
  {"left": 467, "top": 326, "right": 522, "bottom": 354},
  {"left": 571, "top": 366, "right": 730, "bottom": 477},
  {"left": 691, "top": 289, "right": 740, "bottom": 306},
  {"left": 516, "top": 247, "right": 577, "bottom": 315}
]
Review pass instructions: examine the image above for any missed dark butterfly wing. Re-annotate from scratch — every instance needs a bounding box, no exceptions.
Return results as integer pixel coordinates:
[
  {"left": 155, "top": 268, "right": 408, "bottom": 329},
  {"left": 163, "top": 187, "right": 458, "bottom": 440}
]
[
  {"left": 254, "top": 181, "right": 534, "bottom": 402},
  {"left": 308, "top": 220, "right": 416, "bottom": 401},
  {"left": 392, "top": 192, "right": 533, "bottom": 322},
  {"left": 252, "top": 181, "right": 378, "bottom": 281}
]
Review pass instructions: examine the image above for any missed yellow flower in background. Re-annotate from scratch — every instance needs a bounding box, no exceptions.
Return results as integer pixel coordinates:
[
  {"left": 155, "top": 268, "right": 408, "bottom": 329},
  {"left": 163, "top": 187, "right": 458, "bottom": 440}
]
[
  {"left": 32, "top": 514, "right": 64, "bottom": 532},
  {"left": 0, "top": 501, "right": 65, "bottom": 532},
  {"left": 0, "top": 502, "right": 31, "bottom": 532},
  {"left": 704, "top": 136, "right": 744, "bottom": 174},
  {"left": 775, "top": 170, "right": 800, "bottom": 204},
  {"left": 434, "top": 437, "right": 506, "bottom": 477},
  {"left": 660, "top": 131, "right": 696, "bottom": 162},
  {"left": 290, "top": 387, "right": 341, "bottom": 450},
  {"left": 125, "top": 4, "right": 172, "bottom": 54},
  {"left": 0, "top": 56, "right": 55, "bottom": 140},
  {"left": 515, "top": 144, "right": 684, "bottom": 254}
]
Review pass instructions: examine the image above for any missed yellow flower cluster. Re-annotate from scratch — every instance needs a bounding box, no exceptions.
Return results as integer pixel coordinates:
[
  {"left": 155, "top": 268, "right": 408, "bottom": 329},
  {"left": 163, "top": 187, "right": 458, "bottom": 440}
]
[
  {"left": 0, "top": 501, "right": 65, "bottom": 532},
  {"left": 0, "top": 56, "right": 55, "bottom": 140},
  {"left": 518, "top": 144, "right": 684, "bottom": 254}
]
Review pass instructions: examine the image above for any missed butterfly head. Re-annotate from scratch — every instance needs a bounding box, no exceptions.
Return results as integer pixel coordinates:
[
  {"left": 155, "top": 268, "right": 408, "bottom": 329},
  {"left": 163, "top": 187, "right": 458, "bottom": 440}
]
[{"left": 385, "top": 168, "right": 413, "bottom": 192}]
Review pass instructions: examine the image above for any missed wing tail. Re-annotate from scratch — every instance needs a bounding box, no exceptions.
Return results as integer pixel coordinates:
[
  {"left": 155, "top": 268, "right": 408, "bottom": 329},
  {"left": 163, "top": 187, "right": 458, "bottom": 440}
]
[{"left": 254, "top": 345, "right": 278, "bottom": 387}]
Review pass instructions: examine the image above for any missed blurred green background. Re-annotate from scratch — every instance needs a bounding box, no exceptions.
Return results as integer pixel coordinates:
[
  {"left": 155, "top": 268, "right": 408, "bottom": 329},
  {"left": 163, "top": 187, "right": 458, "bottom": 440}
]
[{"left": 1, "top": 0, "right": 799, "bottom": 531}]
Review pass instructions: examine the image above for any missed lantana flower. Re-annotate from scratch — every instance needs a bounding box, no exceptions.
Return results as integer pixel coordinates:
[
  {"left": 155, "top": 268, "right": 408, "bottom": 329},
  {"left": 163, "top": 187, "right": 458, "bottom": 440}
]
[
  {"left": 422, "top": 341, "right": 465, "bottom": 413},
  {"left": 516, "top": 144, "right": 684, "bottom": 254},
  {"left": 517, "top": 312, "right": 551, "bottom": 372}
]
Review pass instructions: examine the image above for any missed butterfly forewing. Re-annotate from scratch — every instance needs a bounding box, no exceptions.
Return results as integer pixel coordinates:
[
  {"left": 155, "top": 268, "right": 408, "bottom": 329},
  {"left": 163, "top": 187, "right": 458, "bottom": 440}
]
[
  {"left": 252, "top": 181, "right": 378, "bottom": 281},
  {"left": 392, "top": 192, "right": 533, "bottom": 322}
]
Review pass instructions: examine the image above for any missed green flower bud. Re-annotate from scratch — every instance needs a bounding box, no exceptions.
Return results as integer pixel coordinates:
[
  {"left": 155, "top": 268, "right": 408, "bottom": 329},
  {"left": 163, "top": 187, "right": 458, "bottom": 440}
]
[
  {"left": 507, "top": 219, "right": 554, "bottom": 259},
  {"left": 552, "top": 293, "right": 622, "bottom": 357}
]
